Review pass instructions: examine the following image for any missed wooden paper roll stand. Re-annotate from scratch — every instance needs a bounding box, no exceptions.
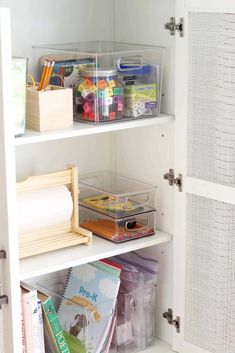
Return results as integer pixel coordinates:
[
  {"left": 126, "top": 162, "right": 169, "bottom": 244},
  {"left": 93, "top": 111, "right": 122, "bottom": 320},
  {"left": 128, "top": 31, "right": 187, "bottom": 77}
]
[{"left": 17, "top": 166, "right": 92, "bottom": 259}]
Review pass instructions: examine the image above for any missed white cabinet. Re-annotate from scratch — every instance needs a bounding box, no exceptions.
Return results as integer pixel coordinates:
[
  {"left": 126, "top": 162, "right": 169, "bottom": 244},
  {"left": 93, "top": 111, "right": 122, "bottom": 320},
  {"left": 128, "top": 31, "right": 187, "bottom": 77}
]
[{"left": 0, "top": 1, "right": 235, "bottom": 353}]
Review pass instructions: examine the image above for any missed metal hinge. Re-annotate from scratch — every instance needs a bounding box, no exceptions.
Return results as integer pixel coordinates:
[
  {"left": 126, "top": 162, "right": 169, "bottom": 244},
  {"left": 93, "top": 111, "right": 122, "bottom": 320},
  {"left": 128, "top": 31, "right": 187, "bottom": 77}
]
[
  {"left": 0, "top": 250, "right": 6, "bottom": 259},
  {"left": 0, "top": 295, "right": 8, "bottom": 309},
  {"left": 163, "top": 308, "right": 180, "bottom": 333},
  {"left": 163, "top": 169, "right": 183, "bottom": 192},
  {"left": 0, "top": 250, "right": 8, "bottom": 309},
  {"left": 165, "top": 17, "right": 184, "bottom": 37}
]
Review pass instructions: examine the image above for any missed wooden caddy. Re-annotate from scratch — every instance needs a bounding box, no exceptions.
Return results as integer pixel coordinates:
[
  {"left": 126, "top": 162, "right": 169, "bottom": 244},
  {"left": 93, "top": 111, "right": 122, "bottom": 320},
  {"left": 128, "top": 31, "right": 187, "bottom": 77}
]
[{"left": 17, "top": 166, "right": 92, "bottom": 259}]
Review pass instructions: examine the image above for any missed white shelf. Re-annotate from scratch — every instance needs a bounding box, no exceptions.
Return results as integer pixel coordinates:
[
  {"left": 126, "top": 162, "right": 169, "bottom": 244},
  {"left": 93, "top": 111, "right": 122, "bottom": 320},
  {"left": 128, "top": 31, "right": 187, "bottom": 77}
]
[
  {"left": 20, "top": 230, "right": 172, "bottom": 280},
  {"left": 142, "top": 340, "right": 174, "bottom": 353},
  {"left": 15, "top": 114, "right": 174, "bottom": 146}
]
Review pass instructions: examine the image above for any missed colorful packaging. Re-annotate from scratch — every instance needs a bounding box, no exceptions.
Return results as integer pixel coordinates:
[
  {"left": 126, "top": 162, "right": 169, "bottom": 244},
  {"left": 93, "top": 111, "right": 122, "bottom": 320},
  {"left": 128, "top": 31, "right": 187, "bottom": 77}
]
[{"left": 124, "top": 83, "right": 157, "bottom": 118}]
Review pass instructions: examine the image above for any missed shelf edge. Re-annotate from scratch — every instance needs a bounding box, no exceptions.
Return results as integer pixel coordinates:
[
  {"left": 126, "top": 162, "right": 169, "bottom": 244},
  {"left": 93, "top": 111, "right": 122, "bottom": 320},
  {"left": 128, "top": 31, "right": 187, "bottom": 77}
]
[{"left": 20, "top": 231, "right": 172, "bottom": 280}]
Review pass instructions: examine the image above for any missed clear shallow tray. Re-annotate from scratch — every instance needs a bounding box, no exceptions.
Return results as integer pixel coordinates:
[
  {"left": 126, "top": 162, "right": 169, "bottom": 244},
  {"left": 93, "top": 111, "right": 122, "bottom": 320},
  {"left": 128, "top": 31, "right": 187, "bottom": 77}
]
[
  {"left": 80, "top": 206, "right": 156, "bottom": 243},
  {"left": 79, "top": 171, "right": 156, "bottom": 219}
]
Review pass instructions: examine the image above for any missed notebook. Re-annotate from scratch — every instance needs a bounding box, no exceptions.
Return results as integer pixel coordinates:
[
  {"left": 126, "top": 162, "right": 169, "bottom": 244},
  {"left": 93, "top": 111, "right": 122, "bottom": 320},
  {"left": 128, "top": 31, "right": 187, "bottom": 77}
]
[{"left": 57, "top": 263, "right": 120, "bottom": 353}]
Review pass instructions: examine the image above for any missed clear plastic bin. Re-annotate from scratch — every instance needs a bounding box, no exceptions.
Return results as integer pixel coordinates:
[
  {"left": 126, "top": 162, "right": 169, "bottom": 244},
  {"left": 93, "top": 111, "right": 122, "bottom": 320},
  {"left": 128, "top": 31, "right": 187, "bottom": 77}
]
[
  {"left": 29, "top": 273, "right": 117, "bottom": 353},
  {"left": 80, "top": 206, "right": 156, "bottom": 243},
  {"left": 33, "top": 41, "right": 164, "bottom": 124},
  {"left": 113, "top": 260, "right": 157, "bottom": 352},
  {"left": 79, "top": 171, "right": 156, "bottom": 218},
  {"left": 113, "top": 252, "right": 159, "bottom": 352}
]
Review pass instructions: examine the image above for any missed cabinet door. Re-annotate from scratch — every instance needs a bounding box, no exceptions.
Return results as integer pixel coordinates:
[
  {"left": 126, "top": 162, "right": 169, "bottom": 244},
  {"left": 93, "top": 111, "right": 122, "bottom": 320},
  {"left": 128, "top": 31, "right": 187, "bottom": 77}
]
[
  {"left": 0, "top": 8, "right": 22, "bottom": 353},
  {"left": 174, "top": 1, "right": 235, "bottom": 353}
]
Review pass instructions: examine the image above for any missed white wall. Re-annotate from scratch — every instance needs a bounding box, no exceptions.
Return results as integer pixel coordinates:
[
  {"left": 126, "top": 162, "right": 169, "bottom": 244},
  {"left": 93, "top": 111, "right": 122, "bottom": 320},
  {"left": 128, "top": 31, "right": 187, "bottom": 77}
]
[{"left": 0, "top": 0, "right": 114, "bottom": 57}]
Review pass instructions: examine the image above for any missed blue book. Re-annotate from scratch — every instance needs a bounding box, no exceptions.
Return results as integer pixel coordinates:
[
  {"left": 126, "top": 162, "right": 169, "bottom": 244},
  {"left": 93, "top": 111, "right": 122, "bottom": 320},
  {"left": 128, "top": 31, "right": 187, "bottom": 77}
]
[{"left": 57, "top": 263, "right": 120, "bottom": 353}]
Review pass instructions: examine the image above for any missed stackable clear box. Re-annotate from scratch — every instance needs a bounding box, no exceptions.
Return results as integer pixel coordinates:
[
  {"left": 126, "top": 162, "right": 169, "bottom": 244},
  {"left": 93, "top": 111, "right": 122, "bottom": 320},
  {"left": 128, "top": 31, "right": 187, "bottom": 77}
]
[
  {"left": 111, "top": 257, "right": 157, "bottom": 352},
  {"left": 79, "top": 171, "right": 156, "bottom": 219},
  {"left": 30, "top": 274, "right": 117, "bottom": 353},
  {"left": 80, "top": 206, "right": 156, "bottom": 243},
  {"left": 33, "top": 41, "right": 164, "bottom": 124}
]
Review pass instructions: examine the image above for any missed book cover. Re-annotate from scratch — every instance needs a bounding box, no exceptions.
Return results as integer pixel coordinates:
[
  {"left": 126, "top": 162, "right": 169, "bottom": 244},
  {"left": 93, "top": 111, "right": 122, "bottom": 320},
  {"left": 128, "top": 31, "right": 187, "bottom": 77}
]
[
  {"left": 57, "top": 263, "right": 120, "bottom": 353},
  {"left": 92, "top": 260, "right": 121, "bottom": 278},
  {"left": 37, "top": 300, "right": 46, "bottom": 353},
  {"left": 37, "top": 291, "right": 71, "bottom": 353},
  {"left": 22, "top": 288, "right": 45, "bottom": 353}
]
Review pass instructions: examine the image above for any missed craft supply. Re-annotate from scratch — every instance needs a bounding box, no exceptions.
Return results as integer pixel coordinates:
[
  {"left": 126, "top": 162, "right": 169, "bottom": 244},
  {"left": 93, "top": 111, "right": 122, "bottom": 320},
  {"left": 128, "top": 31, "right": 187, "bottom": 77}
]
[
  {"left": 80, "top": 218, "right": 155, "bottom": 243},
  {"left": 17, "top": 185, "right": 73, "bottom": 234},
  {"left": 75, "top": 67, "right": 124, "bottom": 123},
  {"left": 81, "top": 194, "right": 144, "bottom": 216},
  {"left": 118, "top": 61, "right": 160, "bottom": 118},
  {"left": 17, "top": 166, "right": 92, "bottom": 259}
]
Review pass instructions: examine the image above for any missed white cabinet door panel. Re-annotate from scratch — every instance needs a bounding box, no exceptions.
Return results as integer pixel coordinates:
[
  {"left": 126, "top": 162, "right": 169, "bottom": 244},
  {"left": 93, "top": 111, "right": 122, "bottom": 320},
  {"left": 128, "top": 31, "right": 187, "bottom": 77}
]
[{"left": 174, "top": 1, "right": 235, "bottom": 353}]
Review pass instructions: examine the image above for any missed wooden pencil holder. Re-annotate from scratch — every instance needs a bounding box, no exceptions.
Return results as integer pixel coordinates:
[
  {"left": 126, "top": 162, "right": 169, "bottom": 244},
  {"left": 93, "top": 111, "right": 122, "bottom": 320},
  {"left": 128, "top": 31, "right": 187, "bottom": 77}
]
[
  {"left": 26, "top": 84, "right": 73, "bottom": 132},
  {"left": 17, "top": 165, "right": 92, "bottom": 259}
]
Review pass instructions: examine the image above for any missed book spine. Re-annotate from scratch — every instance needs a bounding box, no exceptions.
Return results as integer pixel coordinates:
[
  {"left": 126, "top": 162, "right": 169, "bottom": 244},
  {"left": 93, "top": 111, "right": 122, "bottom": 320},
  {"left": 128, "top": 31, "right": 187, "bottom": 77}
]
[
  {"left": 20, "top": 299, "right": 26, "bottom": 353},
  {"left": 43, "top": 297, "right": 70, "bottom": 353},
  {"left": 22, "top": 290, "right": 41, "bottom": 353},
  {"left": 37, "top": 300, "right": 46, "bottom": 353}
]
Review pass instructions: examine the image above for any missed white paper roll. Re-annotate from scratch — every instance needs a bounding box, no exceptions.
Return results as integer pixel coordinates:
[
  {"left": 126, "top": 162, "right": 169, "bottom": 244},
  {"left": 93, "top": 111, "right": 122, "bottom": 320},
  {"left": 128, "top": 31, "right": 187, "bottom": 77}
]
[{"left": 17, "top": 186, "right": 73, "bottom": 234}]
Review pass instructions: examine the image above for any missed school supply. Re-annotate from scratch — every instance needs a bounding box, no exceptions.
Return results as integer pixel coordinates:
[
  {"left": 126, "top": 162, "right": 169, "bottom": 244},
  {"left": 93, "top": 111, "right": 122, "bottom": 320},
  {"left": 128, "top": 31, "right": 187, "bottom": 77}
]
[
  {"left": 39, "top": 60, "right": 55, "bottom": 90},
  {"left": 92, "top": 259, "right": 122, "bottom": 278},
  {"left": 57, "top": 263, "right": 120, "bottom": 353},
  {"left": 112, "top": 251, "right": 159, "bottom": 352},
  {"left": 40, "top": 57, "right": 95, "bottom": 90},
  {"left": 80, "top": 194, "right": 144, "bottom": 217},
  {"left": 37, "top": 291, "right": 71, "bottom": 353},
  {"left": 75, "top": 67, "right": 124, "bottom": 123},
  {"left": 80, "top": 213, "right": 155, "bottom": 243},
  {"left": 17, "top": 166, "right": 92, "bottom": 259},
  {"left": 21, "top": 288, "right": 45, "bottom": 353}
]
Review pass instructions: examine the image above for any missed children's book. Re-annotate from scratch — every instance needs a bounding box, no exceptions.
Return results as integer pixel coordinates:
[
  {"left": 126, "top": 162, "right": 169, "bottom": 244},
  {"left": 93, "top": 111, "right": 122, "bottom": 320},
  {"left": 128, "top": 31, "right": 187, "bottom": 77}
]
[
  {"left": 37, "top": 291, "right": 71, "bottom": 353},
  {"left": 21, "top": 288, "right": 45, "bottom": 353},
  {"left": 92, "top": 259, "right": 122, "bottom": 278},
  {"left": 57, "top": 263, "right": 120, "bottom": 353}
]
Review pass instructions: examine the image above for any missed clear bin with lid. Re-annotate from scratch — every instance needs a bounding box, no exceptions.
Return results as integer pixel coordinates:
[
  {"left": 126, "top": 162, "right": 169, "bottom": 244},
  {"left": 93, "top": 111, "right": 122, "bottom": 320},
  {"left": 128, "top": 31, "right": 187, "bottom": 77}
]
[
  {"left": 33, "top": 41, "right": 164, "bottom": 124},
  {"left": 79, "top": 171, "right": 156, "bottom": 218}
]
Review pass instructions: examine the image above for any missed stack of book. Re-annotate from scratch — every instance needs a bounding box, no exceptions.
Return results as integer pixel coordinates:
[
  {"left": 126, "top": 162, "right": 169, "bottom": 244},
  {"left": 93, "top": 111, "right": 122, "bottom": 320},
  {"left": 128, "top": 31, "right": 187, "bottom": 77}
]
[{"left": 21, "top": 259, "right": 121, "bottom": 353}]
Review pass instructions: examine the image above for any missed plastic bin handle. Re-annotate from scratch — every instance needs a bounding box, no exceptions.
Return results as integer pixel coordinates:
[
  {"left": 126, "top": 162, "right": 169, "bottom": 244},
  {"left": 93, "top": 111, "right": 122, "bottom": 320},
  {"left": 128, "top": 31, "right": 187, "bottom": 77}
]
[
  {"left": 125, "top": 217, "right": 150, "bottom": 232},
  {"left": 124, "top": 192, "right": 150, "bottom": 210},
  {"left": 117, "top": 56, "right": 144, "bottom": 72}
]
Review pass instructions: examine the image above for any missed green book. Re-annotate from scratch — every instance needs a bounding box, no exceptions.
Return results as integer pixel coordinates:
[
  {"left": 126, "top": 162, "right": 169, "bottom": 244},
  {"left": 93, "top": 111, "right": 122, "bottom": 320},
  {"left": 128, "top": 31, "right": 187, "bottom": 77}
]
[{"left": 38, "top": 292, "right": 71, "bottom": 353}]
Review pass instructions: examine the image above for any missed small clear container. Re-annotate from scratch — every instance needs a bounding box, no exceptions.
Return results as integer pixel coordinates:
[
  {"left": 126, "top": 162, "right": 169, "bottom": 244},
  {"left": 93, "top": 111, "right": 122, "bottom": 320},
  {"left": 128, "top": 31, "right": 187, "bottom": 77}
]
[
  {"left": 75, "top": 67, "right": 124, "bottom": 123},
  {"left": 80, "top": 206, "right": 156, "bottom": 243},
  {"left": 79, "top": 171, "right": 156, "bottom": 218},
  {"left": 33, "top": 41, "right": 164, "bottom": 124}
]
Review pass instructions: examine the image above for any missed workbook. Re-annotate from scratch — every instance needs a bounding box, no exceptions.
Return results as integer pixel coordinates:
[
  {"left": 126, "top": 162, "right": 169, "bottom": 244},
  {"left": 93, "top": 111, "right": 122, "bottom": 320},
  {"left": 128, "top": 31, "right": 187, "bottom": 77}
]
[{"left": 57, "top": 263, "right": 120, "bottom": 353}]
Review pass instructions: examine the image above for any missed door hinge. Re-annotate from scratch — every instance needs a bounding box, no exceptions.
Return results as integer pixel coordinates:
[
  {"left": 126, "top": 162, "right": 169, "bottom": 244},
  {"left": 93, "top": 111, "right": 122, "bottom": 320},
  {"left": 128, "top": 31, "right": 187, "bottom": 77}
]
[
  {"left": 163, "top": 169, "right": 182, "bottom": 192},
  {"left": 163, "top": 308, "right": 180, "bottom": 333},
  {"left": 164, "top": 17, "right": 184, "bottom": 37},
  {"left": 0, "top": 295, "right": 8, "bottom": 309},
  {"left": 0, "top": 250, "right": 6, "bottom": 259}
]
